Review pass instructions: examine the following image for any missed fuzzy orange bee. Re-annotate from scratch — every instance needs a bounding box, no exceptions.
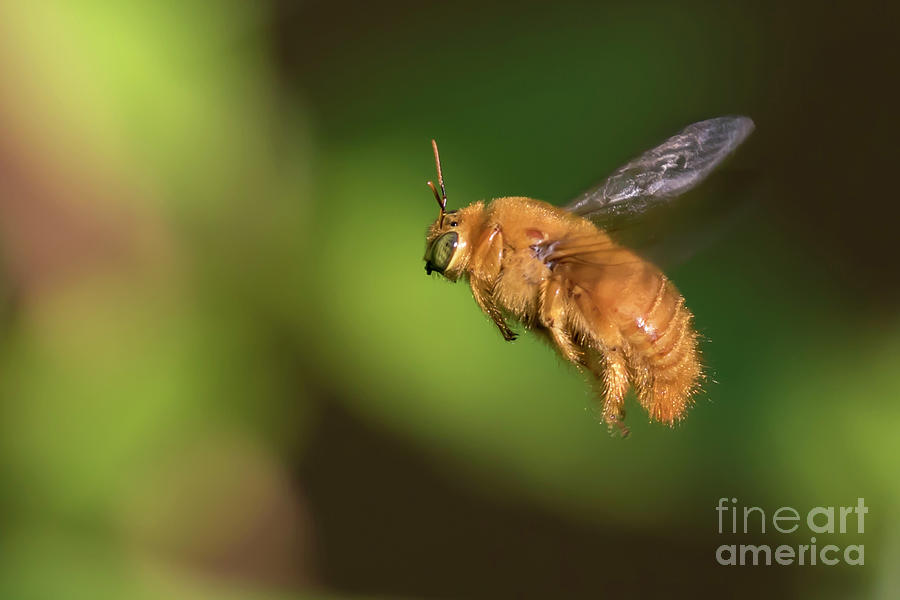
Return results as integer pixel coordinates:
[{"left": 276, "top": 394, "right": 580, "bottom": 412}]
[{"left": 423, "top": 117, "right": 754, "bottom": 435}]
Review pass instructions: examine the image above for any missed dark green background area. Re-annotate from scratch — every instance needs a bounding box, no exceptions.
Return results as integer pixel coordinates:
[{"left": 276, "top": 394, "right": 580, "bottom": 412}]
[{"left": 0, "top": 1, "right": 897, "bottom": 599}]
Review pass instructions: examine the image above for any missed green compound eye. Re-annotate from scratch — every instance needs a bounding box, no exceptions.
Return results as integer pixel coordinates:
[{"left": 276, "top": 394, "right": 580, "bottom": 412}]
[
  {"left": 432, "top": 232, "right": 458, "bottom": 269},
  {"left": 426, "top": 232, "right": 458, "bottom": 274}
]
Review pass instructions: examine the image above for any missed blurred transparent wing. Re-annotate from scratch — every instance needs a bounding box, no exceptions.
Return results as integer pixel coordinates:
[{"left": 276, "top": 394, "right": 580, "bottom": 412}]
[{"left": 565, "top": 116, "right": 755, "bottom": 223}]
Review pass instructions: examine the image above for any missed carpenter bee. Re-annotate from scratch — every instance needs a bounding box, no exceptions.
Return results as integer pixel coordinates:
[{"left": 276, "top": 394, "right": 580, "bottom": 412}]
[{"left": 423, "top": 116, "right": 754, "bottom": 435}]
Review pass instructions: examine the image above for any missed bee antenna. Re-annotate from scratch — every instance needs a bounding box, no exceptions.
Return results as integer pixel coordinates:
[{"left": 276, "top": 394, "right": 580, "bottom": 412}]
[{"left": 427, "top": 139, "right": 447, "bottom": 227}]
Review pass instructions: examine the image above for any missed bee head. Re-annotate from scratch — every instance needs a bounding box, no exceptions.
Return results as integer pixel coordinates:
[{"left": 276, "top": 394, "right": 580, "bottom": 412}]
[
  {"left": 424, "top": 208, "right": 468, "bottom": 280},
  {"left": 422, "top": 139, "right": 476, "bottom": 281}
]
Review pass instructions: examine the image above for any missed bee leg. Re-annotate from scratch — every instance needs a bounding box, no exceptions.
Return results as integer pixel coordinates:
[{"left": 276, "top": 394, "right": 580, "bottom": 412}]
[
  {"left": 589, "top": 346, "right": 630, "bottom": 437},
  {"left": 539, "top": 277, "right": 583, "bottom": 365},
  {"left": 471, "top": 280, "right": 517, "bottom": 341},
  {"left": 469, "top": 225, "right": 517, "bottom": 341}
]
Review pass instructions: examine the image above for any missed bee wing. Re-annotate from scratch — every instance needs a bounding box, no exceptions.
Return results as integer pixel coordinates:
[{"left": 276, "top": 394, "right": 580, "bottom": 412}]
[
  {"left": 565, "top": 116, "right": 755, "bottom": 224},
  {"left": 534, "top": 236, "right": 650, "bottom": 319},
  {"left": 604, "top": 167, "right": 762, "bottom": 268}
]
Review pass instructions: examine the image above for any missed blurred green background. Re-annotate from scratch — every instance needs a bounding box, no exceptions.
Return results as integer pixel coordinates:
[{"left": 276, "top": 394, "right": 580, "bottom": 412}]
[{"left": 0, "top": 1, "right": 897, "bottom": 598}]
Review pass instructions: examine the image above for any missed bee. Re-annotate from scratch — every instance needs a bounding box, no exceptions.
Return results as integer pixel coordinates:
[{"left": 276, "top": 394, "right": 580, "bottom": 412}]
[{"left": 422, "top": 116, "right": 754, "bottom": 435}]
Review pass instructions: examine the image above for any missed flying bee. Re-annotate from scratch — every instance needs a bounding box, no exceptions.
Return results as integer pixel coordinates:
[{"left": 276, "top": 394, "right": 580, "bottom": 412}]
[{"left": 422, "top": 116, "right": 754, "bottom": 435}]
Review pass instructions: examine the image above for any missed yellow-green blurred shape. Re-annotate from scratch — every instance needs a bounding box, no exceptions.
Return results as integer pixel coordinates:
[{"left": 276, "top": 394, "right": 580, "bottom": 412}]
[
  {"left": 0, "top": 0, "right": 317, "bottom": 595},
  {"left": 0, "top": 526, "right": 336, "bottom": 600},
  {"left": 0, "top": 2, "right": 278, "bottom": 208}
]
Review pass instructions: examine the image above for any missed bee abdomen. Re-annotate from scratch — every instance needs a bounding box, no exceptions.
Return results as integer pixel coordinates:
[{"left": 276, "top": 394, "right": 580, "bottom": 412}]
[{"left": 624, "top": 277, "right": 702, "bottom": 425}]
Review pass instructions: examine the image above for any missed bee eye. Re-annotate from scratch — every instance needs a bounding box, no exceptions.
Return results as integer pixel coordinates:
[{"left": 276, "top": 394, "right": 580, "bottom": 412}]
[{"left": 429, "top": 232, "right": 458, "bottom": 272}]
